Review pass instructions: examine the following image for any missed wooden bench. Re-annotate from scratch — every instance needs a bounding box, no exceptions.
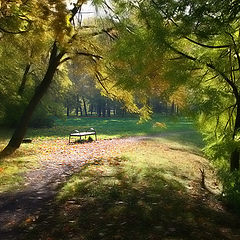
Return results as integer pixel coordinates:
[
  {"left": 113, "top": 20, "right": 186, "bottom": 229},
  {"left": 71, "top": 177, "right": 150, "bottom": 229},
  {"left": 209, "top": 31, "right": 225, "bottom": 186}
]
[{"left": 69, "top": 128, "right": 97, "bottom": 143}]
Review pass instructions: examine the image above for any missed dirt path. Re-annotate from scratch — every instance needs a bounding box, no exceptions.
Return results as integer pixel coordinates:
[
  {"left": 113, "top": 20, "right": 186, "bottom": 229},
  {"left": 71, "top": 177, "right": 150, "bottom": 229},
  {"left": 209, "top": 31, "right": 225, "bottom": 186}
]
[
  {"left": 0, "top": 138, "right": 134, "bottom": 240},
  {"left": 0, "top": 136, "right": 240, "bottom": 240}
]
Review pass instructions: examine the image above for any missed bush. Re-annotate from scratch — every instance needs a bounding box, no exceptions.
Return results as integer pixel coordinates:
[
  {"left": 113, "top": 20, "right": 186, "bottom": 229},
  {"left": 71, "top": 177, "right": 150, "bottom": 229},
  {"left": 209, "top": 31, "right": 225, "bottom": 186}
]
[
  {"left": 0, "top": 101, "right": 26, "bottom": 127},
  {"left": 216, "top": 160, "right": 240, "bottom": 213},
  {"left": 29, "top": 116, "right": 54, "bottom": 128},
  {"left": 28, "top": 102, "right": 56, "bottom": 128},
  {"left": 222, "top": 172, "right": 240, "bottom": 212}
]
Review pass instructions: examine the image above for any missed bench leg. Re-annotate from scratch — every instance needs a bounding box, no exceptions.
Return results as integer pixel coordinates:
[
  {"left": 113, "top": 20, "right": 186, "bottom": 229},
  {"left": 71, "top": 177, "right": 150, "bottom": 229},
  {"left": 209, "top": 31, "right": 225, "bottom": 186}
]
[
  {"left": 95, "top": 133, "right": 97, "bottom": 141},
  {"left": 69, "top": 135, "right": 71, "bottom": 143}
]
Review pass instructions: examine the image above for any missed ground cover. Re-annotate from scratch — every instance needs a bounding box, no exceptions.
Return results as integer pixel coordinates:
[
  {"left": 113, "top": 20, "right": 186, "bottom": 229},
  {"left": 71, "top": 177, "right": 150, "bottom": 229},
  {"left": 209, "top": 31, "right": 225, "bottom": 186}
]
[
  {"left": 2, "top": 116, "right": 240, "bottom": 240},
  {"left": 20, "top": 134, "right": 240, "bottom": 240},
  {"left": 0, "top": 143, "right": 38, "bottom": 192},
  {"left": 0, "top": 115, "right": 197, "bottom": 192}
]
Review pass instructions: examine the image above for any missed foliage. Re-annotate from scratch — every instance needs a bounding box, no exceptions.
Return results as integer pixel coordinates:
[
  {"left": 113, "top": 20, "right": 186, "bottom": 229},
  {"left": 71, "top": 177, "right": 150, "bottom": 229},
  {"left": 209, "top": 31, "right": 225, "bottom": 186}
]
[
  {"left": 101, "top": 21, "right": 187, "bottom": 119},
  {"left": 214, "top": 159, "right": 240, "bottom": 212},
  {"left": 29, "top": 107, "right": 55, "bottom": 128},
  {"left": 98, "top": 0, "right": 240, "bottom": 173},
  {"left": 0, "top": 0, "right": 112, "bottom": 156}
]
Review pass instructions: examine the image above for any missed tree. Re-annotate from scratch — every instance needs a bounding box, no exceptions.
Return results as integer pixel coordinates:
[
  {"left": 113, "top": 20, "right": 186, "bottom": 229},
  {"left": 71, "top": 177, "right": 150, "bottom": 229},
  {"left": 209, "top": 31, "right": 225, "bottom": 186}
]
[
  {"left": 0, "top": 0, "right": 107, "bottom": 157},
  {"left": 102, "top": 0, "right": 240, "bottom": 171}
]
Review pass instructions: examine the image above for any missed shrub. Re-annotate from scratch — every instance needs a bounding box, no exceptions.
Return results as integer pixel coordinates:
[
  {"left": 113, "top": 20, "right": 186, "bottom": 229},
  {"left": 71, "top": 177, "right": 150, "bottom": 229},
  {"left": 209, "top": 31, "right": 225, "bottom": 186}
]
[
  {"left": 29, "top": 116, "right": 54, "bottom": 128},
  {"left": 215, "top": 160, "right": 240, "bottom": 213}
]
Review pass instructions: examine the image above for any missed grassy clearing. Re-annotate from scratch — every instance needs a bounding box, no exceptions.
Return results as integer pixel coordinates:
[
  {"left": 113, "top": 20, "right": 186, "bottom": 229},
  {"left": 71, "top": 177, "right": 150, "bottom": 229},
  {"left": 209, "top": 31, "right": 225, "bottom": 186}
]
[
  {"left": 22, "top": 132, "right": 234, "bottom": 240},
  {"left": 0, "top": 115, "right": 196, "bottom": 141},
  {"left": 0, "top": 115, "right": 199, "bottom": 193}
]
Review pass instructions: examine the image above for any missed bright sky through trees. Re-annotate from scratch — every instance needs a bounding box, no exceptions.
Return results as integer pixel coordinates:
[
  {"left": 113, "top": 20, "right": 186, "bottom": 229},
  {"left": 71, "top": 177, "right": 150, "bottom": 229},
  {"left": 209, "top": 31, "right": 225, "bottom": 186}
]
[{"left": 67, "top": 0, "right": 106, "bottom": 22}]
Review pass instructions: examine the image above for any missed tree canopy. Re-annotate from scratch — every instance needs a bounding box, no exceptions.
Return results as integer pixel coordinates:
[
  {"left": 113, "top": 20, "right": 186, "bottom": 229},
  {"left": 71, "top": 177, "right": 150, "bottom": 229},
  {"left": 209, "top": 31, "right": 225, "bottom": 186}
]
[{"left": 96, "top": 0, "right": 240, "bottom": 171}]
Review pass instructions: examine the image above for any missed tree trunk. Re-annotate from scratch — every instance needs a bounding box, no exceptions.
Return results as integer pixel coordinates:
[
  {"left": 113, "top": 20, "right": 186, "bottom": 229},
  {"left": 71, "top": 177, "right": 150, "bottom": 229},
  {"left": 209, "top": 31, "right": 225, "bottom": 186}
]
[
  {"left": 107, "top": 105, "right": 110, "bottom": 117},
  {"left": 76, "top": 95, "right": 79, "bottom": 116},
  {"left": 106, "top": 99, "right": 110, "bottom": 117},
  {"left": 171, "top": 101, "right": 175, "bottom": 115},
  {"left": 18, "top": 63, "right": 31, "bottom": 96},
  {"left": 67, "top": 105, "right": 70, "bottom": 117},
  {"left": 176, "top": 105, "right": 179, "bottom": 115},
  {"left": 102, "top": 101, "right": 106, "bottom": 117},
  {"left": 79, "top": 102, "right": 83, "bottom": 116},
  {"left": 0, "top": 42, "right": 64, "bottom": 157},
  {"left": 230, "top": 149, "right": 239, "bottom": 171},
  {"left": 82, "top": 97, "right": 88, "bottom": 116},
  {"left": 230, "top": 100, "right": 240, "bottom": 171},
  {"left": 97, "top": 104, "right": 101, "bottom": 117},
  {"left": 89, "top": 104, "right": 93, "bottom": 116}
]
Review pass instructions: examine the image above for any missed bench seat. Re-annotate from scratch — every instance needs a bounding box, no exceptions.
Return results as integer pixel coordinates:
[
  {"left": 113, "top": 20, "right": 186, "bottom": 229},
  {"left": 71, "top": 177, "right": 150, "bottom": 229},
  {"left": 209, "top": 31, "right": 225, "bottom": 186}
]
[{"left": 69, "top": 128, "right": 97, "bottom": 143}]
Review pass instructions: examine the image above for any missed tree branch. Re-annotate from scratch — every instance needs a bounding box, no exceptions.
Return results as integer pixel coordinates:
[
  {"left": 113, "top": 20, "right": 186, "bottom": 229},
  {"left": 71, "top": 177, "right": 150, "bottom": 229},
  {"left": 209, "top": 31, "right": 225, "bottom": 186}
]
[
  {"left": 91, "top": 27, "right": 115, "bottom": 37},
  {"left": 59, "top": 57, "right": 71, "bottom": 65},
  {"left": 224, "top": 104, "right": 237, "bottom": 132},
  {"left": 205, "top": 74, "right": 219, "bottom": 82},
  {"left": 206, "top": 62, "right": 239, "bottom": 97},
  {"left": 151, "top": 0, "right": 231, "bottom": 49},
  {"left": 70, "top": 1, "right": 83, "bottom": 23},
  {"left": 95, "top": 72, "right": 109, "bottom": 94},
  {"left": 226, "top": 32, "right": 240, "bottom": 75},
  {"left": 76, "top": 51, "right": 103, "bottom": 59},
  {"left": 184, "top": 36, "right": 230, "bottom": 49},
  {"left": 167, "top": 44, "right": 197, "bottom": 61},
  {"left": 0, "top": 26, "right": 29, "bottom": 34},
  {"left": 168, "top": 43, "right": 239, "bottom": 98}
]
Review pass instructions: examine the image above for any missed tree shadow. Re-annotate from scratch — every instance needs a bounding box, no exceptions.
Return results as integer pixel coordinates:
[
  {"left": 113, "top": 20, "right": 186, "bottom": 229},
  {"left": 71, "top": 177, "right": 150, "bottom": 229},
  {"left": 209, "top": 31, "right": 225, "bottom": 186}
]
[
  {"left": 21, "top": 157, "right": 240, "bottom": 240},
  {"left": 159, "top": 131, "right": 204, "bottom": 149}
]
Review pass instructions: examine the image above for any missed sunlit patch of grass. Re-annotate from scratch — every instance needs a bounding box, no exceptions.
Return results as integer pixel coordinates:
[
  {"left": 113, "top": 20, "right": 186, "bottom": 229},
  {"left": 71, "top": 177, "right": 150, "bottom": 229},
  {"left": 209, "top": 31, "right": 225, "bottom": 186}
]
[
  {"left": 158, "top": 131, "right": 204, "bottom": 149},
  {"left": 0, "top": 142, "right": 39, "bottom": 192},
  {"left": 123, "top": 141, "right": 198, "bottom": 190}
]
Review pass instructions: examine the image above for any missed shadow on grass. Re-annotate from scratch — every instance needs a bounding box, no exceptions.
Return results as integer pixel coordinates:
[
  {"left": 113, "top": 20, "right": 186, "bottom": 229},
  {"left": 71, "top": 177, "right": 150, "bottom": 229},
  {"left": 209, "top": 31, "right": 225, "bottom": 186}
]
[
  {"left": 22, "top": 157, "right": 240, "bottom": 240},
  {"left": 159, "top": 131, "right": 204, "bottom": 149}
]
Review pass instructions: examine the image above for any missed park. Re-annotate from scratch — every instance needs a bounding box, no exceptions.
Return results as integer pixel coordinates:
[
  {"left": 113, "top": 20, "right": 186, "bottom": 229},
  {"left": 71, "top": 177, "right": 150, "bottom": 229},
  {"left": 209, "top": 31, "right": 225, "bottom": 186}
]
[{"left": 1, "top": 0, "right": 240, "bottom": 239}]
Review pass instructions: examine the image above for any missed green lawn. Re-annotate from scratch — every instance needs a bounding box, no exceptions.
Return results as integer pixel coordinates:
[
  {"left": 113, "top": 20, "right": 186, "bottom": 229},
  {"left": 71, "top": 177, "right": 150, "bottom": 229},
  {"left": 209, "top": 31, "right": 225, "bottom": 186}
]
[
  {"left": 0, "top": 115, "right": 202, "bottom": 193},
  {"left": 0, "top": 115, "right": 198, "bottom": 141}
]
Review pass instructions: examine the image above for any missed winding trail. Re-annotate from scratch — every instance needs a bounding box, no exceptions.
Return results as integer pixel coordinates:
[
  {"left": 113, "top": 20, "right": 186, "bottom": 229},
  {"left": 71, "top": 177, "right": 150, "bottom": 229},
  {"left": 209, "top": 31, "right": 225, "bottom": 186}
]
[{"left": 0, "top": 138, "right": 135, "bottom": 240}]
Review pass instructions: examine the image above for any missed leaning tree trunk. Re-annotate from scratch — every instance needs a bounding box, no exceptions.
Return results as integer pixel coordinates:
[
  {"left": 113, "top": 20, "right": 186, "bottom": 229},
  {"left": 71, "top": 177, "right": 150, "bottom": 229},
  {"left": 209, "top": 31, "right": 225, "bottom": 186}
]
[
  {"left": 0, "top": 42, "right": 64, "bottom": 157},
  {"left": 230, "top": 99, "right": 240, "bottom": 171}
]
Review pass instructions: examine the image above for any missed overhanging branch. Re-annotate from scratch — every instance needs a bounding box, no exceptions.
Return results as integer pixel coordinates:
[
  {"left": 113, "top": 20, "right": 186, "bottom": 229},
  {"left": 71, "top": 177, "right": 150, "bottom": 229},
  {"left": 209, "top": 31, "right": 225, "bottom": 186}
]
[
  {"left": 185, "top": 36, "right": 230, "bottom": 49},
  {"left": 226, "top": 32, "right": 240, "bottom": 75},
  {"left": 168, "top": 43, "right": 239, "bottom": 98},
  {"left": 59, "top": 57, "right": 71, "bottom": 65},
  {"left": 95, "top": 72, "right": 109, "bottom": 94},
  {"left": 150, "top": 0, "right": 231, "bottom": 49},
  {"left": 0, "top": 26, "right": 29, "bottom": 34},
  {"left": 76, "top": 51, "right": 103, "bottom": 59}
]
